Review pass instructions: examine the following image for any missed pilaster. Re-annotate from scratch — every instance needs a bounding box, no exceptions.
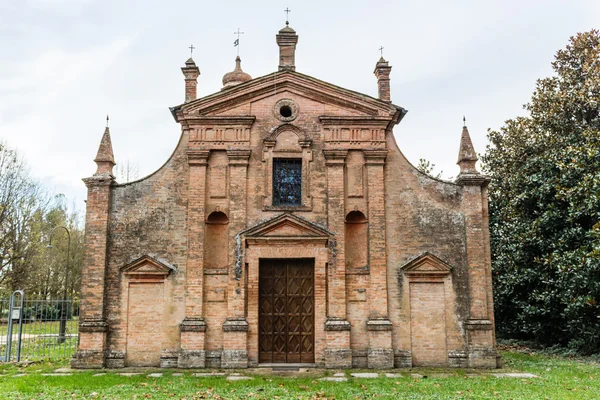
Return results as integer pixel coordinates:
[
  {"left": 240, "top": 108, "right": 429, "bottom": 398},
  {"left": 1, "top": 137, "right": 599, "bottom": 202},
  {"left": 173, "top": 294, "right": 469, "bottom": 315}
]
[
  {"left": 72, "top": 175, "right": 113, "bottom": 369},
  {"left": 363, "top": 148, "right": 393, "bottom": 369},
  {"left": 222, "top": 149, "right": 251, "bottom": 368},
  {"left": 179, "top": 149, "right": 210, "bottom": 368},
  {"left": 456, "top": 173, "right": 497, "bottom": 368},
  {"left": 323, "top": 149, "right": 352, "bottom": 368}
]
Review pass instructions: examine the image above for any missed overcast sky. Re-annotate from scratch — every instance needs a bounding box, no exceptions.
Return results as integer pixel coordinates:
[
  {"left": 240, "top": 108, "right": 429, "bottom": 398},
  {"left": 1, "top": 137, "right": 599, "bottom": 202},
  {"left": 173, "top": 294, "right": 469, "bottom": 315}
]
[{"left": 0, "top": 0, "right": 598, "bottom": 210}]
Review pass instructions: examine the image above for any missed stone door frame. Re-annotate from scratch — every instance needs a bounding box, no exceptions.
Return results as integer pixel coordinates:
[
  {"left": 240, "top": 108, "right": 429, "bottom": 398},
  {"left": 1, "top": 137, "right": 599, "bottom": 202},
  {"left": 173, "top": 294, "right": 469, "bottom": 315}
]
[{"left": 246, "top": 244, "right": 328, "bottom": 366}]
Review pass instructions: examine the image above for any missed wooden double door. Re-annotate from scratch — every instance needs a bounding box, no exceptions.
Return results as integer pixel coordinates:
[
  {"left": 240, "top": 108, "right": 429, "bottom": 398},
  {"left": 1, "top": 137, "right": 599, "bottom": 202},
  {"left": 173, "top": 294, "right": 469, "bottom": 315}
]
[{"left": 259, "top": 258, "right": 315, "bottom": 363}]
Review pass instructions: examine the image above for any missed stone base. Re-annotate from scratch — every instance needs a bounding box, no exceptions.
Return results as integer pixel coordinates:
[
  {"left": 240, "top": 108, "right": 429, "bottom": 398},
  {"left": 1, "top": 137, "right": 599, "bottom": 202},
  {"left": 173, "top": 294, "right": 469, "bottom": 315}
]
[
  {"left": 448, "top": 350, "right": 468, "bottom": 368},
  {"left": 367, "top": 349, "right": 394, "bottom": 369},
  {"left": 352, "top": 350, "right": 368, "bottom": 368},
  {"left": 221, "top": 350, "right": 248, "bottom": 369},
  {"left": 161, "top": 350, "right": 179, "bottom": 368},
  {"left": 468, "top": 347, "right": 499, "bottom": 368},
  {"left": 178, "top": 350, "right": 206, "bottom": 368},
  {"left": 105, "top": 350, "right": 125, "bottom": 368},
  {"left": 205, "top": 351, "right": 222, "bottom": 368},
  {"left": 71, "top": 350, "right": 105, "bottom": 369},
  {"left": 394, "top": 349, "right": 412, "bottom": 368},
  {"left": 325, "top": 348, "right": 352, "bottom": 369}
]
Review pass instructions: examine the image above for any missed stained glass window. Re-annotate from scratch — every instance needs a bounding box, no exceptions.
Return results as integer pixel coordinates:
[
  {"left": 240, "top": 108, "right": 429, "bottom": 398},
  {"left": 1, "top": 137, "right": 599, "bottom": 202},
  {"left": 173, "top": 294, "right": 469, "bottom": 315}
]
[{"left": 273, "top": 158, "right": 302, "bottom": 206}]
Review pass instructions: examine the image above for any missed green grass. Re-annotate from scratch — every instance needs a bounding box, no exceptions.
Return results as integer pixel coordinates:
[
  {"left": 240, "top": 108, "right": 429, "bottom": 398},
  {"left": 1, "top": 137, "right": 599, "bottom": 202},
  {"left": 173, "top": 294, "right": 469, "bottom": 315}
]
[
  {"left": 0, "top": 319, "right": 79, "bottom": 336},
  {"left": 0, "top": 350, "right": 598, "bottom": 399}
]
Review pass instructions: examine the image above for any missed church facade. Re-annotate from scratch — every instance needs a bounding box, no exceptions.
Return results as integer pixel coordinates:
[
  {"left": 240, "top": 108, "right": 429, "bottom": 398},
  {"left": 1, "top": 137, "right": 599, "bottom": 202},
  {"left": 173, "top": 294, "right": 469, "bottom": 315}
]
[{"left": 73, "top": 24, "right": 499, "bottom": 369}]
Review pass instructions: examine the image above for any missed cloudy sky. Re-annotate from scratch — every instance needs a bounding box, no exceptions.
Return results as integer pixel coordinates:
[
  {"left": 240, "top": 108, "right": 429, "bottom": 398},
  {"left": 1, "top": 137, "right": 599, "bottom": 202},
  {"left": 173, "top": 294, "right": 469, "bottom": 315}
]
[{"left": 0, "top": 0, "right": 598, "bottom": 210}]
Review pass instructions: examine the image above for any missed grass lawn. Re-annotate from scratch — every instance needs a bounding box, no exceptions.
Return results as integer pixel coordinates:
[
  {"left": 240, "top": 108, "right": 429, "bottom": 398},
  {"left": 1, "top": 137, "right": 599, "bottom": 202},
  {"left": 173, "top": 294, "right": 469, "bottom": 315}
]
[
  {"left": 0, "top": 319, "right": 79, "bottom": 336},
  {"left": 0, "top": 350, "right": 598, "bottom": 399}
]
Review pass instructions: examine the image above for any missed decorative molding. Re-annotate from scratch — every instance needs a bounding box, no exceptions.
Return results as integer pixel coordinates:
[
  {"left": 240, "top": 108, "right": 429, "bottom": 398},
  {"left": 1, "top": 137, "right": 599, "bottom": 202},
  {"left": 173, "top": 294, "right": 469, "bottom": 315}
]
[
  {"left": 180, "top": 317, "right": 207, "bottom": 332},
  {"left": 187, "top": 149, "right": 210, "bottom": 166},
  {"left": 325, "top": 318, "right": 351, "bottom": 331},
  {"left": 120, "top": 255, "right": 176, "bottom": 278},
  {"left": 323, "top": 149, "right": 348, "bottom": 166},
  {"left": 222, "top": 318, "right": 249, "bottom": 332},
  {"left": 226, "top": 149, "right": 252, "bottom": 165},
  {"left": 366, "top": 318, "right": 393, "bottom": 331},
  {"left": 273, "top": 98, "right": 299, "bottom": 122},
  {"left": 363, "top": 149, "right": 388, "bottom": 165},
  {"left": 455, "top": 173, "right": 491, "bottom": 187},
  {"left": 401, "top": 252, "right": 453, "bottom": 281},
  {"left": 79, "top": 318, "right": 108, "bottom": 333}
]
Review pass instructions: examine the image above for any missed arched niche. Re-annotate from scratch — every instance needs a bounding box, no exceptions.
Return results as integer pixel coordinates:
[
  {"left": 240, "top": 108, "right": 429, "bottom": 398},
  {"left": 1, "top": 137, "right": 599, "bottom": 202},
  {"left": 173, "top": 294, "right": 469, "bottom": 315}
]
[
  {"left": 345, "top": 211, "right": 368, "bottom": 270},
  {"left": 205, "top": 211, "right": 229, "bottom": 270}
]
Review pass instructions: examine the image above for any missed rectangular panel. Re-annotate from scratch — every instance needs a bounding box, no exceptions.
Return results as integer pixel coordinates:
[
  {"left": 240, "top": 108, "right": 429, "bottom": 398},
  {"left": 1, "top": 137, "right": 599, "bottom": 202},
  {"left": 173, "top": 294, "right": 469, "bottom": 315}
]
[
  {"left": 126, "top": 283, "right": 164, "bottom": 367},
  {"left": 410, "top": 282, "right": 447, "bottom": 366}
]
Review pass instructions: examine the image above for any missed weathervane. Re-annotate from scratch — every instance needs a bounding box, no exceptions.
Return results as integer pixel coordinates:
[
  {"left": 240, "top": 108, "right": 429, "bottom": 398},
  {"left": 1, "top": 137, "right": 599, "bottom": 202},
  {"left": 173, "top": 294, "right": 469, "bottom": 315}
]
[
  {"left": 284, "top": 7, "right": 291, "bottom": 25},
  {"left": 379, "top": 46, "right": 384, "bottom": 58},
  {"left": 106, "top": 115, "right": 109, "bottom": 128},
  {"left": 463, "top": 115, "right": 466, "bottom": 127},
  {"left": 233, "top": 28, "right": 244, "bottom": 56}
]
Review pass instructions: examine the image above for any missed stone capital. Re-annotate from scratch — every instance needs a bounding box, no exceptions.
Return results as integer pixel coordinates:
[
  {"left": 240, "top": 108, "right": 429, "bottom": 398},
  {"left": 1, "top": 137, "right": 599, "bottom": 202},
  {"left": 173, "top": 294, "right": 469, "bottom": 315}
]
[
  {"left": 226, "top": 149, "right": 252, "bottom": 165},
  {"left": 222, "top": 318, "right": 249, "bottom": 332},
  {"left": 363, "top": 149, "right": 388, "bottom": 165},
  {"left": 366, "top": 318, "right": 393, "bottom": 331},
  {"left": 187, "top": 149, "right": 210, "bottom": 166},
  {"left": 455, "top": 173, "right": 491, "bottom": 187},
  {"left": 180, "top": 317, "right": 207, "bottom": 332},
  {"left": 324, "top": 318, "right": 351, "bottom": 331},
  {"left": 83, "top": 174, "right": 114, "bottom": 188},
  {"left": 323, "top": 149, "right": 348, "bottom": 166},
  {"left": 79, "top": 318, "right": 108, "bottom": 333}
]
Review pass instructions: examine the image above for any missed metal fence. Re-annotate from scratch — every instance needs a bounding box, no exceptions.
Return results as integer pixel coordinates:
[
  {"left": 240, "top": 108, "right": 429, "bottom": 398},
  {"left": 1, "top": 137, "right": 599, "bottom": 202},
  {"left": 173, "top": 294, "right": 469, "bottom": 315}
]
[{"left": 0, "top": 291, "right": 79, "bottom": 362}]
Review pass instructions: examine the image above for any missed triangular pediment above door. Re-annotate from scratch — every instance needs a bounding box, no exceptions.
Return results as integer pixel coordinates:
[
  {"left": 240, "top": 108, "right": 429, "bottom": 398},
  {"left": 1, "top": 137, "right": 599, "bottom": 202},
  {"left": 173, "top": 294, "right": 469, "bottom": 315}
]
[
  {"left": 120, "top": 255, "right": 176, "bottom": 277},
  {"left": 400, "top": 252, "right": 453, "bottom": 276},
  {"left": 241, "top": 213, "right": 333, "bottom": 239}
]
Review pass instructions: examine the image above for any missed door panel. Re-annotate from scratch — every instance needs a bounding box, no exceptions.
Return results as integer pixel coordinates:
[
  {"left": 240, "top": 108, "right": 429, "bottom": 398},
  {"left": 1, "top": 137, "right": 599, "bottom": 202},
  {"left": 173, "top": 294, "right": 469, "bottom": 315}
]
[{"left": 259, "top": 259, "right": 314, "bottom": 363}]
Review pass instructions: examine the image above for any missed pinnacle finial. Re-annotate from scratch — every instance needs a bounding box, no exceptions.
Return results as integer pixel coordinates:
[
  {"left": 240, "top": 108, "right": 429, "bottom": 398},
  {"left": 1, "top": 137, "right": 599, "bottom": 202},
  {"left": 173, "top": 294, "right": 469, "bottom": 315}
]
[
  {"left": 457, "top": 122, "right": 478, "bottom": 174},
  {"left": 94, "top": 117, "right": 116, "bottom": 176}
]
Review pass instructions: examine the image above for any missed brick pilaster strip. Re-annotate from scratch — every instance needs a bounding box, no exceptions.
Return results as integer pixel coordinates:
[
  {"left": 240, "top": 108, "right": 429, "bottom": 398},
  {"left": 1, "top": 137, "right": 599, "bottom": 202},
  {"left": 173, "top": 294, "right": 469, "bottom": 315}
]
[
  {"left": 186, "top": 149, "right": 210, "bottom": 318},
  {"left": 324, "top": 149, "right": 348, "bottom": 319},
  {"left": 226, "top": 149, "right": 251, "bottom": 319},
  {"left": 80, "top": 176, "right": 113, "bottom": 322},
  {"left": 363, "top": 149, "right": 389, "bottom": 318}
]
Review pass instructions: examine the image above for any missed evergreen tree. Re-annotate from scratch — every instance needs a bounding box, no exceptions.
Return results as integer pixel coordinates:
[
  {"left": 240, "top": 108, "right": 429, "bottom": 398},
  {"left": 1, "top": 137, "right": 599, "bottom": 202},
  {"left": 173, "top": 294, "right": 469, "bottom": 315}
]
[{"left": 482, "top": 30, "right": 600, "bottom": 353}]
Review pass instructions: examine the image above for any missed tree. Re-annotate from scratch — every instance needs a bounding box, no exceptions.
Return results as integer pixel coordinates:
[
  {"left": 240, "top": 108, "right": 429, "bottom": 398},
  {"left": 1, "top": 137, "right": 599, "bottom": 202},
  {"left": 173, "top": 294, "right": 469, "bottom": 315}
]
[
  {"left": 416, "top": 158, "right": 444, "bottom": 179},
  {"left": 482, "top": 30, "right": 600, "bottom": 353},
  {"left": 114, "top": 159, "right": 140, "bottom": 184},
  {"left": 0, "top": 141, "right": 84, "bottom": 298}
]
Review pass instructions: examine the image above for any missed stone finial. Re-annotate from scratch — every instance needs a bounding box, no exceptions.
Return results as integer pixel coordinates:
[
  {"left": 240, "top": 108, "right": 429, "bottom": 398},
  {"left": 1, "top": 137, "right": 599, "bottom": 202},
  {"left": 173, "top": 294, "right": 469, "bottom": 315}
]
[
  {"left": 94, "top": 126, "right": 116, "bottom": 176},
  {"left": 374, "top": 57, "right": 392, "bottom": 102},
  {"left": 181, "top": 57, "right": 200, "bottom": 103},
  {"left": 276, "top": 24, "right": 298, "bottom": 71},
  {"left": 457, "top": 122, "right": 478, "bottom": 174}
]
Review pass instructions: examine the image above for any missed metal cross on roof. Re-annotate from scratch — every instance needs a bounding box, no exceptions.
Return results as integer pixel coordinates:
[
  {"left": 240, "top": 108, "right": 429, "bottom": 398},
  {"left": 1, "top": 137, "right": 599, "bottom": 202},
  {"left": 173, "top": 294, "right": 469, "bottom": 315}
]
[
  {"left": 233, "top": 28, "right": 244, "bottom": 55},
  {"left": 189, "top": 44, "right": 195, "bottom": 58},
  {"left": 379, "top": 46, "right": 384, "bottom": 58},
  {"left": 106, "top": 115, "right": 109, "bottom": 128},
  {"left": 284, "top": 7, "right": 291, "bottom": 25}
]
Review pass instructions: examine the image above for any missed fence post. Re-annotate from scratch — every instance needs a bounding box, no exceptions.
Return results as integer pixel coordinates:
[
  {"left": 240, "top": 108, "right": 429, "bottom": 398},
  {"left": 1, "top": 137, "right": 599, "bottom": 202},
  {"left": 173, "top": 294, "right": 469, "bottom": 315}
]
[{"left": 5, "top": 290, "right": 24, "bottom": 362}]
